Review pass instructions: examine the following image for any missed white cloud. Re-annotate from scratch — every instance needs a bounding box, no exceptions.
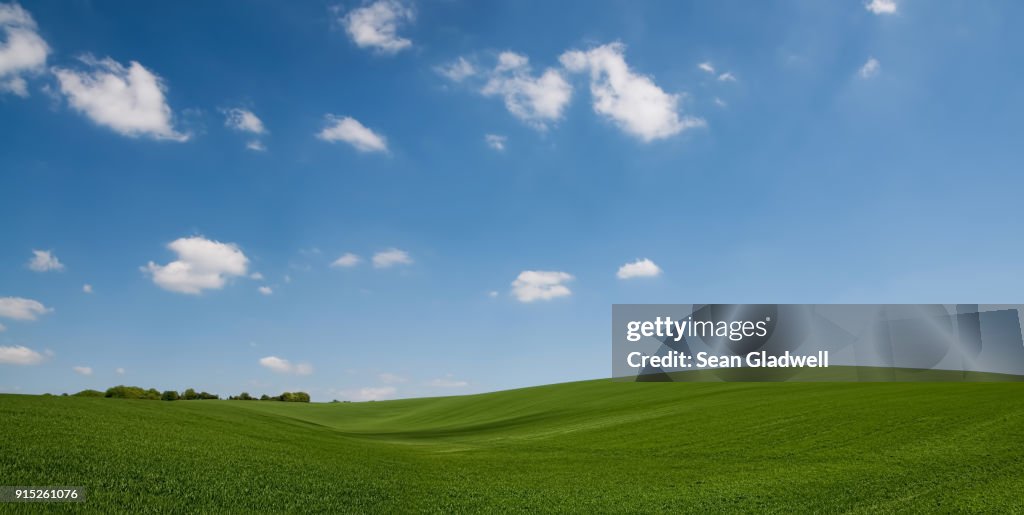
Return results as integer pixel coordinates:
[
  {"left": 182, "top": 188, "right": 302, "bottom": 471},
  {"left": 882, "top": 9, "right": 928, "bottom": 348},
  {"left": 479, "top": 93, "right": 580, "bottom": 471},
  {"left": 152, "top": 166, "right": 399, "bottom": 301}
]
[
  {"left": 331, "top": 252, "right": 362, "bottom": 268},
  {"left": 72, "top": 365, "right": 92, "bottom": 376},
  {"left": 224, "top": 107, "right": 266, "bottom": 134},
  {"left": 714, "top": 97, "right": 727, "bottom": 108},
  {"left": 317, "top": 115, "right": 388, "bottom": 153},
  {"left": 437, "top": 57, "right": 476, "bottom": 82},
  {"left": 0, "top": 345, "right": 45, "bottom": 365},
  {"left": 82, "top": 284, "right": 93, "bottom": 294},
  {"left": 0, "top": 323, "right": 5, "bottom": 332},
  {"left": 859, "top": 57, "right": 881, "bottom": 79},
  {"left": 487, "top": 290, "right": 499, "bottom": 298},
  {"left": 865, "top": 0, "right": 897, "bottom": 15},
  {"left": 378, "top": 372, "right": 407, "bottom": 384},
  {"left": 341, "top": 0, "right": 414, "bottom": 54},
  {"left": 143, "top": 236, "right": 249, "bottom": 295},
  {"left": 245, "top": 140, "right": 266, "bottom": 152},
  {"left": 0, "top": 297, "right": 52, "bottom": 320},
  {"left": 484, "top": 133, "right": 506, "bottom": 151},
  {"left": 481, "top": 51, "right": 572, "bottom": 130},
  {"left": 116, "top": 367, "right": 125, "bottom": 375},
  {"left": 0, "top": 2, "right": 49, "bottom": 97},
  {"left": 617, "top": 258, "right": 662, "bottom": 279},
  {"left": 427, "top": 375, "right": 468, "bottom": 388},
  {"left": 259, "top": 356, "right": 313, "bottom": 375},
  {"left": 53, "top": 55, "right": 188, "bottom": 141},
  {"left": 698, "top": 62, "right": 715, "bottom": 74},
  {"left": 561, "top": 42, "right": 705, "bottom": 142},
  {"left": 344, "top": 386, "right": 396, "bottom": 401},
  {"left": 249, "top": 272, "right": 264, "bottom": 280},
  {"left": 717, "top": 72, "right": 736, "bottom": 82},
  {"left": 258, "top": 286, "right": 273, "bottom": 296},
  {"left": 511, "top": 270, "right": 573, "bottom": 302},
  {"left": 28, "top": 249, "right": 64, "bottom": 272},
  {"left": 372, "top": 248, "right": 412, "bottom": 268}
]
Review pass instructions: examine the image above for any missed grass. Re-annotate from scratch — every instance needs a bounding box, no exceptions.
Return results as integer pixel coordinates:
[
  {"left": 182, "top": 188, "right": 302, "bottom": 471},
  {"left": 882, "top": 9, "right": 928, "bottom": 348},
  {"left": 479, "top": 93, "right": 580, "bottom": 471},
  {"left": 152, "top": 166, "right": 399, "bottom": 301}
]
[{"left": 2, "top": 370, "right": 1024, "bottom": 513}]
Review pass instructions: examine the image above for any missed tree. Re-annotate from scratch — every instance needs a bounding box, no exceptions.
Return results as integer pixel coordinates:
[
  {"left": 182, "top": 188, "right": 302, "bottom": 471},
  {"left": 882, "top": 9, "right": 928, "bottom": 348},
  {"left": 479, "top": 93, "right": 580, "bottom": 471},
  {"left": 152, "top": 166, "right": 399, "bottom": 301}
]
[
  {"left": 73, "top": 389, "right": 104, "bottom": 397},
  {"left": 182, "top": 388, "right": 198, "bottom": 400},
  {"left": 105, "top": 385, "right": 149, "bottom": 399},
  {"left": 260, "top": 394, "right": 270, "bottom": 401},
  {"left": 161, "top": 390, "right": 179, "bottom": 401}
]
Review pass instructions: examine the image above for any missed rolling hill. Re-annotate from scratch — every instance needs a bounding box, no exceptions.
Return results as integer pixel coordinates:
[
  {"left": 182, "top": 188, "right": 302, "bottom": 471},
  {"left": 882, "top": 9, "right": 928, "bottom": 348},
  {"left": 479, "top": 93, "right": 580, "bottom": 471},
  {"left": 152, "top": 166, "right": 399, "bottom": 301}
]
[{"left": 2, "top": 371, "right": 1023, "bottom": 512}]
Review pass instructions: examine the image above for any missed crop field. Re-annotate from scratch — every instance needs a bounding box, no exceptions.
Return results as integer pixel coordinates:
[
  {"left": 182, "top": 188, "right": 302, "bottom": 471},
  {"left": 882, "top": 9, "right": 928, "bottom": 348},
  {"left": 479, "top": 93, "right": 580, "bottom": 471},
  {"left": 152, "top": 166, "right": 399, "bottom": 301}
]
[{"left": 2, "top": 371, "right": 1024, "bottom": 512}]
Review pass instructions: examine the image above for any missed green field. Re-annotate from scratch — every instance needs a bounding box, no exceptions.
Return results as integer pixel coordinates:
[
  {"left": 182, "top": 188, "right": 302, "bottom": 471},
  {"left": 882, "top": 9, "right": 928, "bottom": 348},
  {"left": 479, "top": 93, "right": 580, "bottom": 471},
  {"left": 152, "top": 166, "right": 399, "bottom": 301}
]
[{"left": 3, "top": 372, "right": 1024, "bottom": 512}]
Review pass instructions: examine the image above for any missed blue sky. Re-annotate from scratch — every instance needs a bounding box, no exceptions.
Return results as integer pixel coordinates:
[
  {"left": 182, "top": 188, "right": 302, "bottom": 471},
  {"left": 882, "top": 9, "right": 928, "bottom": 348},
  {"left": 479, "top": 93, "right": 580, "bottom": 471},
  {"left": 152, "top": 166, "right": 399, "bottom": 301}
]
[{"left": 2, "top": 0, "right": 1023, "bottom": 400}]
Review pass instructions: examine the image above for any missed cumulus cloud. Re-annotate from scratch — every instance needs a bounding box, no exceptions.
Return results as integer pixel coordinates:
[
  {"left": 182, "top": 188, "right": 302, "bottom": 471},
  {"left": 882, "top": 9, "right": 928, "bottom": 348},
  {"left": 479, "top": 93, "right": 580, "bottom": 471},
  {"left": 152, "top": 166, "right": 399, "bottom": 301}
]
[
  {"left": 717, "top": 72, "right": 736, "bottom": 82},
  {"left": 436, "top": 57, "right": 476, "bottom": 82},
  {"left": 82, "top": 284, "right": 93, "bottom": 293},
  {"left": 0, "top": 2, "right": 49, "bottom": 97},
  {"left": 52, "top": 55, "right": 188, "bottom": 141},
  {"left": 72, "top": 365, "right": 92, "bottom": 376},
  {"left": 481, "top": 51, "right": 572, "bottom": 130},
  {"left": 865, "top": 0, "right": 897, "bottom": 15},
  {"left": 331, "top": 252, "right": 362, "bottom": 268},
  {"left": 484, "top": 133, "right": 506, "bottom": 151},
  {"left": 859, "top": 57, "right": 881, "bottom": 79},
  {"left": 560, "top": 42, "right": 704, "bottom": 142},
  {"left": 0, "top": 345, "right": 45, "bottom": 365},
  {"left": 0, "top": 297, "right": 52, "bottom": 320},
  {"left": 258, "top": 286, "right": 273, "bottom": 296},
  {"left": 28, "top": 249, "right": 64, "bottom": 272},
  {"left": 698, "top": 62, "right": 715, "bottom": 74},
  {"left": 617, "top": 258, "right": 662, "bottom": 279},
  {"left": 427, "top": 375, "right": 468, "bottom": 388},
  {"left": 317, "top": 115, "right": 388, "bottom": 153},
  {"left": 259, "top": 356, "right": 313, "bottom": 375},
  {"left": 340, "top": 0, "right": 414, "bottom": 54},
  {"left": 372, "top": 248, "right": 412, "bottom": 268},
  {"left": 143, "top": 236, "right": 249, "bottom": 295},
  {"left": 511, "top": 270, "right": 573, "bottom": 302}
]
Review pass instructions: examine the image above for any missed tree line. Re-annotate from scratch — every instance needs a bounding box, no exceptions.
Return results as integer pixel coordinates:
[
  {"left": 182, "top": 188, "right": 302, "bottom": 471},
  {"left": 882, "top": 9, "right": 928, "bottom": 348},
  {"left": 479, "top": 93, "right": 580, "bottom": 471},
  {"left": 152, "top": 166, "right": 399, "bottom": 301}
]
[
  {"left": 67, "top": 385, "right": 310, "bottom": 402},
  {"left": 228, "top": 391, "right": 311, "bottom": 402}
]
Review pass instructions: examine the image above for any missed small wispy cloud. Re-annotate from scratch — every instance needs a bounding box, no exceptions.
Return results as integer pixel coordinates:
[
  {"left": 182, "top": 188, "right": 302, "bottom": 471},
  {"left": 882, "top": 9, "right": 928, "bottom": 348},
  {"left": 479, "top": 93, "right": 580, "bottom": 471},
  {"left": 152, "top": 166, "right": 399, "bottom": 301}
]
[
  {"left": 865, "top": 0, "right": 897, "bottom": 15},
  {"left": 317, "top": 115, "right": 388, "bottom": 153},
  {"left": 259, "top": 356, "right": 313, "bottom": 375},
  {"left": 331, "top": 253, "right": 362, "bottom": 268},
  {"left": 484, "top": 133, "right": 507, "bottom": 151},
  {"left": 617, "top": 258, "right": 662, "bottom": 279},
  {"left": 859, "top": 57, "right": 881, "bottom": 79},
  {"left": 372, "top": 248, "right": 412, "bottom": 268}
]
